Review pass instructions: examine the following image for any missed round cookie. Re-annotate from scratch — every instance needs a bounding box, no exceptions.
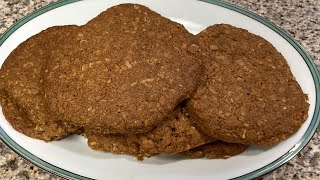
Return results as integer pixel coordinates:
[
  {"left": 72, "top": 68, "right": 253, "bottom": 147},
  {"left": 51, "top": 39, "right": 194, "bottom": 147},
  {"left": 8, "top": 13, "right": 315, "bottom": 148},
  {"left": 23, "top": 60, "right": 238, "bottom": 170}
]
[
  {"left": 85, "top": 107, "right": 213, "bottom": 158},
  {"left": 0, "top": 26, "right": 80, "bottom": 141},
  {"left": 188, "top": 24, "right": 309, "bottom": 146},
  {"left": 44, "top": 4, "right": 203, "bottom": 134},
  {"left": 179, "top": 141, "right": 248, "bottom": 159}
]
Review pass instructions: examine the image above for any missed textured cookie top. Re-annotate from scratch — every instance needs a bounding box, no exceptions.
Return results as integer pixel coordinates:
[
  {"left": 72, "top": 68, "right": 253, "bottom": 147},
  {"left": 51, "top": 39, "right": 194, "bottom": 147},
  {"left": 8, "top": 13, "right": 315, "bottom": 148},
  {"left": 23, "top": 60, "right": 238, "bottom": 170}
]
[
  {"left": 0, "top": 26, "right": 80, "bottom": 141},
  {"left": 0, "top": 90, "right": 44, "bottom": 140},
  {"left": 188, "top": 24, "right": 309, "bottom": 146},
  {"left": 128, "top": 107, "right": 212, "bottom": 154},
  {"left": 0, "top": 90, "right": 78, "bottom": 141},
  {"left": 85, "top": 131, "right": 141, "bottom": 157},
  {"left": 86, "top": 107, "right": 213, "bottom": 157},
  {"left": 44, "top": 4, "right": 203, "bottom": 134}
]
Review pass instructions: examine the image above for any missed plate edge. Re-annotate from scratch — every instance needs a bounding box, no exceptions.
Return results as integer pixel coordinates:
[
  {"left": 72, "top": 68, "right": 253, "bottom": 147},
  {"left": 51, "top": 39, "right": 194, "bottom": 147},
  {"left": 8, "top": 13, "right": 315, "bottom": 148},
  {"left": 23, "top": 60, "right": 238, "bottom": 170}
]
[
  {"left": 0, "top": 0, "right": 319, "bottom": 179},
  {"left": 200, "top": 0, "right": 320, "bottom": 179},
  {"left": 0, "top": 1, "right": 90, "bottom": 179}
]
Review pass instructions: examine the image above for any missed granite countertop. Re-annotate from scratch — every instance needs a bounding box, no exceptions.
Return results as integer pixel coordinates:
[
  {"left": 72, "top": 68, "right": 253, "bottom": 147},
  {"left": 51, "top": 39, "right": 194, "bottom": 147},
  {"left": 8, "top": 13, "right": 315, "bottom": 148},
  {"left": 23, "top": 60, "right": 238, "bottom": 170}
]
[{"left": 0, "top": 0, "right": 319, "bottom": 179}]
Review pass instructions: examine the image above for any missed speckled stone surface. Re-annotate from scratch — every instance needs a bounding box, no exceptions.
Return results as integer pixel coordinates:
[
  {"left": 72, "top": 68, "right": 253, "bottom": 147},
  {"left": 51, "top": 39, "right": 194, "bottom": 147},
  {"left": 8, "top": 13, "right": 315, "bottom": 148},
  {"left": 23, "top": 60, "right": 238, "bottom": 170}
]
[{"left": 0, "top": 0, "right": 319, "bottom": 179}]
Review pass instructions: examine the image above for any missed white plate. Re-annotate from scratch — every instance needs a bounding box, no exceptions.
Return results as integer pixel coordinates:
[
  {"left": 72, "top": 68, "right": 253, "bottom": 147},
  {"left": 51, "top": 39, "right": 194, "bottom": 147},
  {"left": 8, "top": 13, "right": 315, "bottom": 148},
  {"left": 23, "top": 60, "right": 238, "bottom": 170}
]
[{"left": 0, "top": 0, "right": 319, "bottom": 179}]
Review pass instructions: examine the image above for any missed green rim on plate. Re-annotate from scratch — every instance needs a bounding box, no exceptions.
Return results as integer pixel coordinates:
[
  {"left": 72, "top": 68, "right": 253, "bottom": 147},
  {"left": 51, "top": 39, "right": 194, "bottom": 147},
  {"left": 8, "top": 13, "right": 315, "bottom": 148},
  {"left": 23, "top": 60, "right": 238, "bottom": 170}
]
[{"left": 0, "top": 0, "right": 319, "bottom": 179}]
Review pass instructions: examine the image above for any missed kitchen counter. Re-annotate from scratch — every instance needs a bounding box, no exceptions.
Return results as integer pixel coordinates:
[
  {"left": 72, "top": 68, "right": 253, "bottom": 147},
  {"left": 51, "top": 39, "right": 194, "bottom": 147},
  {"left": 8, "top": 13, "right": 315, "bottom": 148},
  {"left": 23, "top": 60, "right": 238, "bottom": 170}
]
[{"left": 0, "top": 0, "right": 319, "bottom": 179}]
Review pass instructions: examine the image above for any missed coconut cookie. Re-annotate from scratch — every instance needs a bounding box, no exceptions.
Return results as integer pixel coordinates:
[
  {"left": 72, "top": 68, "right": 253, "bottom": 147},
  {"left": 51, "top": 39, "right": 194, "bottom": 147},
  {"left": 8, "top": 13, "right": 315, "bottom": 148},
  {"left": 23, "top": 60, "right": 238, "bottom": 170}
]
[
  {"left": 188, "top": 24, "right": 309, "bottom": 146},
  {"left": 44, "top": 4, "right": 203, "bottom": 134},
  {"left": 0, "top": 26, "right": 80, "bottom": 141}
]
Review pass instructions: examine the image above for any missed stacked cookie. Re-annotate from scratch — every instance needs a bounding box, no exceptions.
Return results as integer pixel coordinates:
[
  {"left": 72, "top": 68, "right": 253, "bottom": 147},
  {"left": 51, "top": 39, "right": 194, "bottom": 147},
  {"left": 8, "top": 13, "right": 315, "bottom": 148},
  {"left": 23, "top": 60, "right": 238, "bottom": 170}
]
[{"left": 0, "top": 4, "right": 309, "bottom": 160}]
